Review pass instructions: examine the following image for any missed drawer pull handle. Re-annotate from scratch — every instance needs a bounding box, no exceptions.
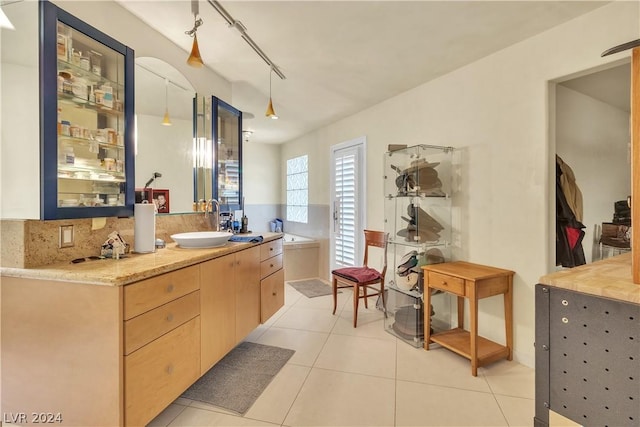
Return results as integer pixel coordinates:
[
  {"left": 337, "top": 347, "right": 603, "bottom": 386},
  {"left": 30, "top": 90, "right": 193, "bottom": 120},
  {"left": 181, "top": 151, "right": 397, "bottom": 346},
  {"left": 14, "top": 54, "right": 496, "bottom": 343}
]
[
  {"left": 166, "top": 364, "right": 174, "bottom": 375},
  {"left": 166, "top": 284, "right": 174, "bottom": 293},
  {"left": 270, "top": 263, "right": 274, "bottom": 268},
  {"left": 442, "top": 281, "right": 447, "bottom": 286},
  {"left": 272, "top": 292, "right": 277, "bottom": 296},
  {"left": 166, "top": 313, "right": 174, "bottom": 322},
  {"left": 270, "top": 247, "right": 273, "bottom": 251}
]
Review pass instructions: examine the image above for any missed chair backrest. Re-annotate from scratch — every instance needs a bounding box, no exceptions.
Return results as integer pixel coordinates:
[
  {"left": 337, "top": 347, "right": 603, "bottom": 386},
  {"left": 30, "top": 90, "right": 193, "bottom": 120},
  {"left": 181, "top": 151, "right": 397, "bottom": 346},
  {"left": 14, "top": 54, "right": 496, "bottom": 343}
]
[{"left": 363, "top": 229, "right": 388, "bottom": 278}]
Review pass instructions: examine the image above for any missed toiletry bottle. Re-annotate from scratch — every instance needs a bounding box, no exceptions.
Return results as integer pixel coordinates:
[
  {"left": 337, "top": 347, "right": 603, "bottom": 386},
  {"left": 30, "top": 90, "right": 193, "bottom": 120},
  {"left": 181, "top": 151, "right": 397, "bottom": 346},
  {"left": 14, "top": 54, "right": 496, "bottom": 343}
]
[{"left": 64, "top": 146, "right": 75, "bottom": 165}]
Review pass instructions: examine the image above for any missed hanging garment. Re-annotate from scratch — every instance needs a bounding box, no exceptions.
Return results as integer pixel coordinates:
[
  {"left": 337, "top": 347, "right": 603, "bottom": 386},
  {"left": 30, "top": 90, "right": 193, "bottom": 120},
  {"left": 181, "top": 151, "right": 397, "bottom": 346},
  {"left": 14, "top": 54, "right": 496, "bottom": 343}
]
[
  {"left": 556, "top": 161, "right": 586, "bottom": 267},
  {"left": 556, "top": 155, "right": 584, "bottom": 222}
]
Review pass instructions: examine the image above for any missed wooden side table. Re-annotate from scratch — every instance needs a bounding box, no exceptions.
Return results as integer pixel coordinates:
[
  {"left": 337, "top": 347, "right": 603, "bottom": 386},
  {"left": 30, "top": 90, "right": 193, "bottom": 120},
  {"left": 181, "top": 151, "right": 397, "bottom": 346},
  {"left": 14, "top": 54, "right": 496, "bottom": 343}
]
[{"left": 422, "top": 261, "right": 515, "bottom": 376}]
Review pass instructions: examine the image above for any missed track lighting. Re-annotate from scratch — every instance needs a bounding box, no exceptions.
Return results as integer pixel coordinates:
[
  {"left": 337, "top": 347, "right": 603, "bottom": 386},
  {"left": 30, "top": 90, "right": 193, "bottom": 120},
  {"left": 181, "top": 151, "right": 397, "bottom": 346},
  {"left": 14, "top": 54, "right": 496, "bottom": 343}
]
[{"left": 265, "top": 67, "right": 278, "bottom": 119}]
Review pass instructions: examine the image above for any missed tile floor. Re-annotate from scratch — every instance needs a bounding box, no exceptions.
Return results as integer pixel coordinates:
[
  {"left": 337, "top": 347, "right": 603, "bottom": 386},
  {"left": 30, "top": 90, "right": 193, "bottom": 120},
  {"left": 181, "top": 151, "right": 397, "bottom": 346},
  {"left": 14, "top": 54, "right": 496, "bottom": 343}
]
[{"left": 149, "top": 282, "right": 535, "bottom": 427}]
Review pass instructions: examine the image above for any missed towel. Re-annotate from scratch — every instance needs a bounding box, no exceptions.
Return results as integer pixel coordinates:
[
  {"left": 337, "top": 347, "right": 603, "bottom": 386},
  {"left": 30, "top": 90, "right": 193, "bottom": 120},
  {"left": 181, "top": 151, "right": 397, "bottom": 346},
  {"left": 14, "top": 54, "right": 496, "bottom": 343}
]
[{"left": 229, "top": 235, "right": 264, "bottom": 243}]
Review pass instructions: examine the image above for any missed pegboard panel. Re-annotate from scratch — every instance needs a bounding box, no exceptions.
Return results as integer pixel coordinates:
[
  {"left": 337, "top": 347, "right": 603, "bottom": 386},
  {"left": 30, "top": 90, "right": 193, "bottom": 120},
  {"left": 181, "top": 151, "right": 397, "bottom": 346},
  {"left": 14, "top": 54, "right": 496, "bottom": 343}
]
[{"left": 549, "top": 287, "right": 640, "bottom": 426}]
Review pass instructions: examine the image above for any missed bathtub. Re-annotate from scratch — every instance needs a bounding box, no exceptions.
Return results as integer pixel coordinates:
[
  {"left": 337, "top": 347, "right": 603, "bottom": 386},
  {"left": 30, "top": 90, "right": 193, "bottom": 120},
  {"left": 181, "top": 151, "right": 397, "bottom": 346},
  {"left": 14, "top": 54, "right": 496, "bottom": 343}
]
[
  {"left": 283, "top": 233, "right": 314, "bottom": 243},
  {"left": 282, "top": 233, "right": 320, "bottom": 281}
]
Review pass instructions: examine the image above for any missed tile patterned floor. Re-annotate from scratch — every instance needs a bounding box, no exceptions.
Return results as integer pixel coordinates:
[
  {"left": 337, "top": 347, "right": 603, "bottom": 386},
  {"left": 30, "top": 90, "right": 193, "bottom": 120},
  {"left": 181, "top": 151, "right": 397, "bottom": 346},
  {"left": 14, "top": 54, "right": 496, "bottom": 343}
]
[{"left": 149, "top": 282, "right": 535, "bottom": 427}]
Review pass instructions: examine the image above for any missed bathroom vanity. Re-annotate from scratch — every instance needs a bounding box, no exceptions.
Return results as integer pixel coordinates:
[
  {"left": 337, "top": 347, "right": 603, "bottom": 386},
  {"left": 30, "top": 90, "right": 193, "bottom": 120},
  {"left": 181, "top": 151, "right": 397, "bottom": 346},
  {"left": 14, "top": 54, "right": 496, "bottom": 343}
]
[{"left": 1, "top": 234, "right": 283, "bottom": 427}]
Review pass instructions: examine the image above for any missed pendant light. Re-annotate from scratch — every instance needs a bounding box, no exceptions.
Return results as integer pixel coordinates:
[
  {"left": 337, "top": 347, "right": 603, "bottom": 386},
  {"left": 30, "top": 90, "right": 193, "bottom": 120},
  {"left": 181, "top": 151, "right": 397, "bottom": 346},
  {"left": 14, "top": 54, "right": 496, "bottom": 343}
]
[
  {"left": 186, "top": 28, "right": 204, "bottom": 67},
  {"left": 186, "top": 0, "right": 203, "bottom": 67},
  {"left": 162, "top": 79, "right": 172, "bottom": 126},
  {"left": 265, "top": 67, "right": 278, "bottom": 119}
]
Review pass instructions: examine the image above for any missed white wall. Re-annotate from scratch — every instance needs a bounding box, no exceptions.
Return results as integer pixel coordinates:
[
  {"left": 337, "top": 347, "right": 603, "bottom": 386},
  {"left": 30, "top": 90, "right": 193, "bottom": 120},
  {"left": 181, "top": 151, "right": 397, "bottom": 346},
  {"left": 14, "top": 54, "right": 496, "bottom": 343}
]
[
  {"left": 0, "top": 0, "right": 232, "bottom": 219},
  {"left": 243, "top": 141, "right": 281, "bottom": 205},
  {"left": 280, "top": 1, "right": 639, "bottom": 367},
  {"left": 556, "top": 85, "right": 631, "bottom": 263},
  {"left": 136, "top": 114, "right": 194, "bottom": 213},
  {"left": 0, "top": 1, "right": 39, "bottom": 219}
]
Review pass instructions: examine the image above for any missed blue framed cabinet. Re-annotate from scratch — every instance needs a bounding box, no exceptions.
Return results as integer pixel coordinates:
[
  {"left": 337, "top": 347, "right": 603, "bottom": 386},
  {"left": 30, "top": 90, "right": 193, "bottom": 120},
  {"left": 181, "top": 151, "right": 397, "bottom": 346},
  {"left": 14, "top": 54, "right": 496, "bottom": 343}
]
[
  {"left": 40, "top": 1, "right": 134, "bottom": 219},
  {"left": 193, "top": 96, "right": 242, "bottom": 213}
]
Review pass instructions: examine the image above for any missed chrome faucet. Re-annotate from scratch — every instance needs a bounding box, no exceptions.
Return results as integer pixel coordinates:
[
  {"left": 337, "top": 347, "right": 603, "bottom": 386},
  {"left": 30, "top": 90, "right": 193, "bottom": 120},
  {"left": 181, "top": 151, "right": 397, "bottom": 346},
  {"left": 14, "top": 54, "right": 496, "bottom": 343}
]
[{"left": 205, "top": 199, "right": 220, "bottom": 231}]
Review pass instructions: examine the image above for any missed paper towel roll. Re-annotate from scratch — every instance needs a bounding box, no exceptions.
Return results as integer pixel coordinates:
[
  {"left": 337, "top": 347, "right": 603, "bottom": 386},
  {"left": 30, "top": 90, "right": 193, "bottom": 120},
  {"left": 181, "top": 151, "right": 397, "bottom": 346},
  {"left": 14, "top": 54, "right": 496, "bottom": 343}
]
[{"left": 134, "top": 203, "right": 156, "bottom": 253}]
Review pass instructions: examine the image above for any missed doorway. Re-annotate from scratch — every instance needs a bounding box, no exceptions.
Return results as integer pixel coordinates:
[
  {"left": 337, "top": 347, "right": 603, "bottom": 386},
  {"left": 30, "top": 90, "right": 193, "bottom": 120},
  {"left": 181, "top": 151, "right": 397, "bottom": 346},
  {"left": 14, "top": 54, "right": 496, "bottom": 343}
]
[
  {"left": 329, "top": 137, "right": 366, "bottom": 275},
  {"left": 552, "top": 62, "right": 631, "bottom": 267}
]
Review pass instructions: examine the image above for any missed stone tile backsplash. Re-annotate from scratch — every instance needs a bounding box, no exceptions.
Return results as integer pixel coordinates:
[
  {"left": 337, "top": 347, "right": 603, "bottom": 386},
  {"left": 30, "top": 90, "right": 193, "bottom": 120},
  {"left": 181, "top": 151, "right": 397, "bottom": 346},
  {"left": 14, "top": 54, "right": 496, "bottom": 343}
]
[
  {"left": 0, "top": 204, "right": 333, "bottom": 269},
  {"left": 1, "top": 213, "right": 215, "bottom": 268}
]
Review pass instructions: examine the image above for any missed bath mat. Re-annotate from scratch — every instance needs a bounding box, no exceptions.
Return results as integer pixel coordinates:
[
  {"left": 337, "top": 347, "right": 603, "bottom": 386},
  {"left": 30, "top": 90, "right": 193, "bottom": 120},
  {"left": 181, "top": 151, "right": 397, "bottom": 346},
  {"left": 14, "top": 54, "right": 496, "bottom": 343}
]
[
  {"left": 181, "top": 342, "right": 294, "bottom": 415},
  {"left": 288, "top": 278, "right": 338, "bottom": 298}
]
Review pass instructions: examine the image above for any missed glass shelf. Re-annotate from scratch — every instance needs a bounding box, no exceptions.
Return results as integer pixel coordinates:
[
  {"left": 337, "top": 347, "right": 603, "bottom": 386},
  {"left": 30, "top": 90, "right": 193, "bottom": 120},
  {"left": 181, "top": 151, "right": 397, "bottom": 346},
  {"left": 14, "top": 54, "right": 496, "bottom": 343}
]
[
  {"left": 58, "top": 171, "right": 125, "bottom": 182},
  {"left": 57, "top": 58, "right": 124, "bottom": 90},
  {"left": 58, "top": 92, "right": 124, "bottom": 116}
]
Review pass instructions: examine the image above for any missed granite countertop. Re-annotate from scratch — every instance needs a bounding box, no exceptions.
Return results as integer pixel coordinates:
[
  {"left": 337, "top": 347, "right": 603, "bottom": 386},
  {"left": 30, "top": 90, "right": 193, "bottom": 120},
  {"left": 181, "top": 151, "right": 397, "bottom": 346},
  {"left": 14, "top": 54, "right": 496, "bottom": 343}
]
[
  {"left": 538, "top": 253, "right": 640, "bottom": 304},
  {"left": 0, "top": 233, "right": 282, "bottom": 287}
]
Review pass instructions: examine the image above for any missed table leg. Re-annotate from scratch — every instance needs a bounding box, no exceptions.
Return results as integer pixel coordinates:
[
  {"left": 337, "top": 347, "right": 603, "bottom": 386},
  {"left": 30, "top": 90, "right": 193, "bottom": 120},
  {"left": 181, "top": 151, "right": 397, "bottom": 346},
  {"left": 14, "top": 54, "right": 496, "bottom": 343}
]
[
  {"left": 457, "top": 296, "right": 464, "bottom": 329},
  {"left": 504, "top": 276, "right": 513, "bottom": 360},
  {"left": 469, "top": 286, "right": 478, "bottom": 376},
  {"left": 424, "top": 286, "right": 432, "bottom": 350}
]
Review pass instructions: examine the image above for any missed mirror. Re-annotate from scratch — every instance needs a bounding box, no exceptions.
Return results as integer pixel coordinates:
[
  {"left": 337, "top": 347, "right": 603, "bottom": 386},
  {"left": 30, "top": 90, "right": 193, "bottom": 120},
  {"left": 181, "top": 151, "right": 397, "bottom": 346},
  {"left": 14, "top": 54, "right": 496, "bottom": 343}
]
[
  {"left": 193, "top": 96, "right": 242, "bottom": 212},
  {"left": 135, "top": 57, "right": 195, "bottom": 213}
]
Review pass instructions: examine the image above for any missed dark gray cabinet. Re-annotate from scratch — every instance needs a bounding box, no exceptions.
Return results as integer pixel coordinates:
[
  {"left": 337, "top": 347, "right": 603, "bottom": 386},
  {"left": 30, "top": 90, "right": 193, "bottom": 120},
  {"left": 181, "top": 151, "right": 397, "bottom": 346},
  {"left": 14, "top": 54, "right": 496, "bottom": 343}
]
[{"left": 535, "top": 284, "right": 640, "bottom": 426}]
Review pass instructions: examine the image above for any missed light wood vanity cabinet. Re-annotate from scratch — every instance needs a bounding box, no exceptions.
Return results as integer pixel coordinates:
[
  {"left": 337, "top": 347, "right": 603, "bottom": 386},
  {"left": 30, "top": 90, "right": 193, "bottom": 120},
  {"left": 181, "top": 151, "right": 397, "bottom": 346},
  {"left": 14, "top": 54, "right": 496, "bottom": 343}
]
[
  {"left": 200, "top": 254, "right": 239, "bottom": 373},
  {"left": 234, "top": 246, "right": 261, "bottom": 342},
  {"left": 0, "top": 237, "right": 284, "bottom": 427},
  {"left": 124, "top": 318, "right": 200, "bottom": 427},
  {"left": 260, "top": 238, "right": 285, "bottom": 322},
  {"left": 199, "top": 239, "right": 284, "bottom": 375},
  {"left": 122, "top": 265, "right": 201, "bottom": 427}
]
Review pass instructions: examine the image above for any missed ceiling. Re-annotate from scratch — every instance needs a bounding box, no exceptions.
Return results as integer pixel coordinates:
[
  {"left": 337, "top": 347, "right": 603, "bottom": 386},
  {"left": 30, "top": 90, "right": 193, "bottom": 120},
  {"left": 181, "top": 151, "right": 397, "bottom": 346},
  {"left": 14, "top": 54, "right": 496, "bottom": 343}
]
[
  {"left": 560, "top": 64, "right": 631, "bottom": 113},
  {"left": 116, "top": 0, "right": 612, "bottom": 144}
]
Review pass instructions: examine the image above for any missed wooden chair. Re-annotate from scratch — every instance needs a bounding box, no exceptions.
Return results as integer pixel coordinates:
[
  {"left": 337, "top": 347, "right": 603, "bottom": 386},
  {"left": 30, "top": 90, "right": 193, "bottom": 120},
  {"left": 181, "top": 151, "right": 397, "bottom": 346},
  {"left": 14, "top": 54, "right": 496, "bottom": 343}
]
[{"left": 331, "top": 230, "right": 388, "bottom": 327}]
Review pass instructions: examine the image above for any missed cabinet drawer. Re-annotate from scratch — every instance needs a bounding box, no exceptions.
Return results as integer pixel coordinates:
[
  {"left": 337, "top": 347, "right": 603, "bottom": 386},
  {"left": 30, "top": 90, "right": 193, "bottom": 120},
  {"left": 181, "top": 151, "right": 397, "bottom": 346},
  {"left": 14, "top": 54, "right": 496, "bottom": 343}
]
[
  {"left": 125, "top": 317, "right": 200, "bottom": 427},
  {"left": 124, "top": 265, "right": 199, "bottom": 320},
  {"left": 427, "top": 271, "right": 465, "bottom": 296},
  {"left": 124, "top": 290, "right": 200, "bottom": 355},
  {"left": 260, "top": 238, "right": 283, "bottom": 261},
  {"left": 261, "top": 268, "right": 284, "bottom": 323},
  {"left": 260, "top": 254, "right": 283, "bottom": 279}
]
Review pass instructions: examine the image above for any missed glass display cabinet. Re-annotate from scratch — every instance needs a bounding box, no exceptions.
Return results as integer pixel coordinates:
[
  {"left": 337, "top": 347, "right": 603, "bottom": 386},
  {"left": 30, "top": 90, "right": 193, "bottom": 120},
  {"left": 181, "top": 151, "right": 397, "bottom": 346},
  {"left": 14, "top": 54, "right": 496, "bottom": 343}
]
[
  {"left": 193, "top": 95, "right": 242, "bottom": 212},
  {"left": 383, "top": 144, "right": 454, "bottom": 347},
  {"left": 40, "top": 1, "right": 134, "bottom": 219}
]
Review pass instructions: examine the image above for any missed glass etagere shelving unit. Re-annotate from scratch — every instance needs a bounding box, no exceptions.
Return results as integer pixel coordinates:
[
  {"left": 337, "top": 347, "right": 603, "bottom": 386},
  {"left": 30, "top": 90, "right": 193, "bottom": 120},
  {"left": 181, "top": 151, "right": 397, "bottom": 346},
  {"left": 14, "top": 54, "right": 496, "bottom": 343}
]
[
  {"left": 41, "top": 1, "right": 134, "bottom": 219},
  {"left": 383, "top": 144, "right": 454, "bottom": 347}
]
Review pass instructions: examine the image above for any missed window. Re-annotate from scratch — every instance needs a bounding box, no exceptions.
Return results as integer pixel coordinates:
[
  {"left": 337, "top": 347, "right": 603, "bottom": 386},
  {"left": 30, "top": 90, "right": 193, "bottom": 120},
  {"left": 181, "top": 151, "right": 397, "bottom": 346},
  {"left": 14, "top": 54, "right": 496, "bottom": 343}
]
[{"left": 286, "top": 155, "right": 308, "bottom": 223}]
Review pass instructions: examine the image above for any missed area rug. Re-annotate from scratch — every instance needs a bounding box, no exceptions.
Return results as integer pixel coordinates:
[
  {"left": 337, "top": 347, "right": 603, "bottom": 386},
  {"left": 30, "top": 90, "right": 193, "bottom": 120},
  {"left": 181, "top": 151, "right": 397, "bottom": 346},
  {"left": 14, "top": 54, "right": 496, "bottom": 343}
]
[
  {"left": 288, "top": 278, "right": 338, "bottom": 298},
  {"left": 181, "top": 342, "right": 295, "bottom": 414}
]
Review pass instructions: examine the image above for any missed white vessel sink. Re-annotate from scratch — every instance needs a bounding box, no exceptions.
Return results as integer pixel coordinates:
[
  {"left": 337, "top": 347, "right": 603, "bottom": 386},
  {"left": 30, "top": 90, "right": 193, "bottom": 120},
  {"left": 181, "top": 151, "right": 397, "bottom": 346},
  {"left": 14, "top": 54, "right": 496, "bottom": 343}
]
[{"left": 171, "top": 231, "right": 233, "bottom": 248}]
